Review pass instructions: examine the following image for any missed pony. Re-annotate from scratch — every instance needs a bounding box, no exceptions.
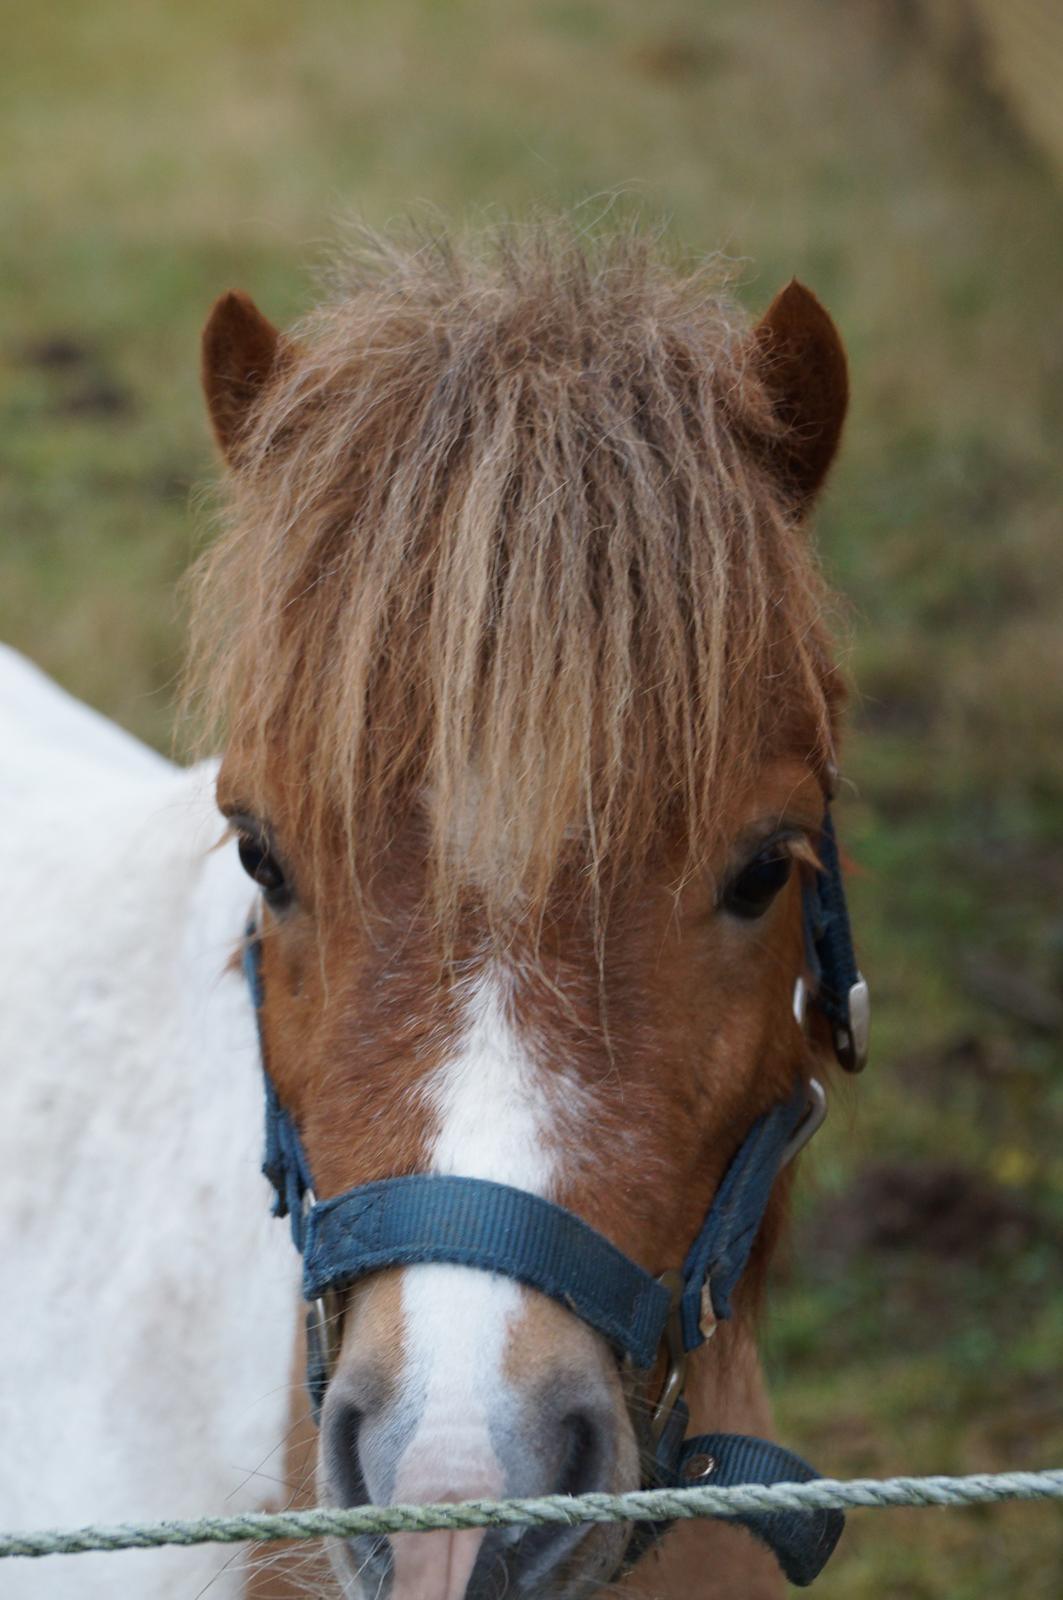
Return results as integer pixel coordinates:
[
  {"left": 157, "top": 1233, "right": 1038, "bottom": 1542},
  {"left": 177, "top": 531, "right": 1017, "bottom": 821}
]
[{"left": 0, "top": 224, "right": 854, "bottom": 1600}]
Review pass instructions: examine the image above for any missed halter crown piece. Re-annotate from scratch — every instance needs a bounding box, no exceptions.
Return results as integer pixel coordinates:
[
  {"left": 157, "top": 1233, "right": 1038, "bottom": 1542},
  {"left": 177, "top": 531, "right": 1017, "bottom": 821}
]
[{"left": 243, "top": 806, "right": 869, "bottom": 1587}]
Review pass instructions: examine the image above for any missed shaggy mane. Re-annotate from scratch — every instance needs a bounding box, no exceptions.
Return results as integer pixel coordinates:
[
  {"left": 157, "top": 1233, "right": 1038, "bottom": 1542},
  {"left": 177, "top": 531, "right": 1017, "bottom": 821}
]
[{"left": 186, "top": 223, "right": 840, "bottom": 929}]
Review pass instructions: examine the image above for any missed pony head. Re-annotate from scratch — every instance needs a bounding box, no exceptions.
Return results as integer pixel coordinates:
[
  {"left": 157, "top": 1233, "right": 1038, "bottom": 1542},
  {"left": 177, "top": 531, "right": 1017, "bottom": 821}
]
[{"left": 191, "top": 227, "right": 848, "bottom": 1600}]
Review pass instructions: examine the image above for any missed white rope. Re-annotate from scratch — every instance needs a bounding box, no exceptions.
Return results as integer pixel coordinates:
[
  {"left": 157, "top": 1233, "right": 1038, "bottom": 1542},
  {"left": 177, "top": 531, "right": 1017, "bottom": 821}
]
[{"left": 2, "top": 1469, "right": 1061, "bottom": 1558}]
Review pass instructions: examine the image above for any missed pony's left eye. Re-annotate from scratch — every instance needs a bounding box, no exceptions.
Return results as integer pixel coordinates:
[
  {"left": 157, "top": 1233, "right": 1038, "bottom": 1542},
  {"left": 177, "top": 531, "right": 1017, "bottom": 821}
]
[
  {"left": 722, "top": 846, "right": 794, "bottom": 920},
  {"left": 236, "top": 830, "right": 292, "bottom": 909}
]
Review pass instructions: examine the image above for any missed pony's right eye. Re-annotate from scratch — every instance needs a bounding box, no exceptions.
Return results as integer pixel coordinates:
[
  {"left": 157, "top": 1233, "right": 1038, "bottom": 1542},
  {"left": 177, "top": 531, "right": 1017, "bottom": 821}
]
[{"left": 236, "top": 830, "right": 292, "bottom": 910}]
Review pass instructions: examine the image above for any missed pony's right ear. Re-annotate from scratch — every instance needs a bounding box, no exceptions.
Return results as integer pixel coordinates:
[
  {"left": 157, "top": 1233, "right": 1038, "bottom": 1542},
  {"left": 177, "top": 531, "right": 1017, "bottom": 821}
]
[{"left": 201, "top": 290, "right": 283, "bottom": 465}]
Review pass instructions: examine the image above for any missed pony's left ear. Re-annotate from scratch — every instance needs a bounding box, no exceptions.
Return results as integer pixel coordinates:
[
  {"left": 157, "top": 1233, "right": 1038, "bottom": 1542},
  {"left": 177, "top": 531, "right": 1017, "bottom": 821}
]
[
  {"left": 752, "top": 281, "right": 848, "bottom": 513},
  {"left": 201, "top": 290, "right": 284, "bottom": 466}
]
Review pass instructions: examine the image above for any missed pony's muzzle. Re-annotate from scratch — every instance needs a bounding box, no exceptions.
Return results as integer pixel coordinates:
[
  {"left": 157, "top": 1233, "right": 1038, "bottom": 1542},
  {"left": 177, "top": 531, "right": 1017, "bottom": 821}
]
[{"left": 319, "top": 1270, "right": 635, "bottom": 1600}]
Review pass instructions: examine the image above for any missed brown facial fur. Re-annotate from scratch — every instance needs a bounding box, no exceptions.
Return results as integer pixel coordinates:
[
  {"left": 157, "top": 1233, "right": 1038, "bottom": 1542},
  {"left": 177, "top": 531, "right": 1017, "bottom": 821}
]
[{"left": 216, "top": 757, "right": 825, "bottom": 1287}]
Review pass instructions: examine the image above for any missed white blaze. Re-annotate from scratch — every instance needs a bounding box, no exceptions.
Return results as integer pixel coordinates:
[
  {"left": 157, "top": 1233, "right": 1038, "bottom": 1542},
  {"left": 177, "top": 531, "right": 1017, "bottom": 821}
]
[
  {"left": 428, "top": 963, "right": 556, "bottom": 1190},
  {"left": 392, "top": 964, "right": 558, "bottom": 1505}
]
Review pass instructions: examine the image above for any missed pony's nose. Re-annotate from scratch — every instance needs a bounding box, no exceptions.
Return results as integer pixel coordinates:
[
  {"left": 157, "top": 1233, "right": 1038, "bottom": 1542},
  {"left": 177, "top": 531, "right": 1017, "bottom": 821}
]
[{"left": 322, "top": 1371, "right": 622, "bottom": 1600}]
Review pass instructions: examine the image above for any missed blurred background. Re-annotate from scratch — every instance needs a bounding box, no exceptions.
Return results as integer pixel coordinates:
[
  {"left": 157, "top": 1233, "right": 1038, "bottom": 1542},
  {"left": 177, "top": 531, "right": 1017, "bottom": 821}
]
[{"left": 3, "top": 1, "right": 1061, "bottom": 1593}]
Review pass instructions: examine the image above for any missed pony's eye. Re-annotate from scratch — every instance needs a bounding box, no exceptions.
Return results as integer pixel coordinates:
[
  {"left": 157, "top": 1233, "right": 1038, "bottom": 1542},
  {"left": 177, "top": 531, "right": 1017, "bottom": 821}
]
[
  {"left": 237, "top": 831, "right": 292, "bottom": 909},
  {"left": 722, "top": 846, "right": 794, "bottom": 920}
]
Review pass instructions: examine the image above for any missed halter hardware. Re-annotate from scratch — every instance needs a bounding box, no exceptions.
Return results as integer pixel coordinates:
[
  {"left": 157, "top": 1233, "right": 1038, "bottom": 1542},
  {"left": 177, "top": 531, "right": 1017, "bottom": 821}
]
[
  {"left": 649, "top": 1270, "right": 691, "bottom": 1446},
  {"left": 301, "top": 1188, "right": 344, "bottom": 1410},
  {"left": 802, "top": 811, "right": 870, "bottom": 1073},
  {"left": 243, "top": 805, "right": 867, "bottom": 1587},
  {"left": 836, "top": 974, "right": 871, "bottom": 1073},
  {"left": 781, "top": 1074, "right": 828, "bottom": 1166}
]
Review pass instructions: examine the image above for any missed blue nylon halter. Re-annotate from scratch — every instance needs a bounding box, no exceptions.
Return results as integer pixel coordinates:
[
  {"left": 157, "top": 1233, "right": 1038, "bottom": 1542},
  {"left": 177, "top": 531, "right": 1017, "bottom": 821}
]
[{"left": 242, "top": 807, "right": 866, "bottom": 1586}]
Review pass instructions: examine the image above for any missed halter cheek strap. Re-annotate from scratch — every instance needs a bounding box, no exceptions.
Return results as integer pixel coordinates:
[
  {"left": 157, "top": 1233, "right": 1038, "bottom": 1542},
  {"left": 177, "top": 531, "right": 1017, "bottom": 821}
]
[{"left": 242, "top": 806, "right": 867, "bottom": 1587}]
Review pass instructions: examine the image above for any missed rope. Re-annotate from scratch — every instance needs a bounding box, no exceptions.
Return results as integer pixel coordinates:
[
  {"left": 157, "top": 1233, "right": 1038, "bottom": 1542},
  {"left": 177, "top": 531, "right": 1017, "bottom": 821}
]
[{"left": 2, "top": 1470, "right": 1061, "bottom": 1559}]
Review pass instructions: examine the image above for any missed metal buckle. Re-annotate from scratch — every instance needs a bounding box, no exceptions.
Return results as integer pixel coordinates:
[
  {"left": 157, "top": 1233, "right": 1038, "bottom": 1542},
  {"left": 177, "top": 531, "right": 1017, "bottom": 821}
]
[
  {"left": 795, "top": 970, "right": 871, "bottom": 1075},
  {"left": 780, "top": 1076, "right": 827, "bottom": 1168},
  {"left": 649, "top": 1269, "right": 690, "bottom": 1444},
  {"left": 834, "top": 973, "right": 871, "bottom": 1073},
  {"left": 308, "top": 1288, "right": 344, "bottom": 1372},
  {"left": 303, "top": 1188, "right": 345, "bottom": 1385}
]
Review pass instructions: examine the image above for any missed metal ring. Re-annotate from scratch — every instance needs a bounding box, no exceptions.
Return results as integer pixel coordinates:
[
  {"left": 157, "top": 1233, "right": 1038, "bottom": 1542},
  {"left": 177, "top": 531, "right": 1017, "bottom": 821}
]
[{"left": 780, "top": 1077, "right": 827, "bottom": 1167}]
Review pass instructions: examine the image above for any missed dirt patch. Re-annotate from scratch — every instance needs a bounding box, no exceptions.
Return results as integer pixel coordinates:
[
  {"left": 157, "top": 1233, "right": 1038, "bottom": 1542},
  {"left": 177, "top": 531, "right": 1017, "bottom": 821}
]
[
  {"left": 807, "top": 1161, "right": 1047, "bottom": 1265},
  {"left": 19, "top": 333, "right": 94, "bottom": 370},
  {"left": 16, "top": 330, "right": 135, "bottom": 420}
]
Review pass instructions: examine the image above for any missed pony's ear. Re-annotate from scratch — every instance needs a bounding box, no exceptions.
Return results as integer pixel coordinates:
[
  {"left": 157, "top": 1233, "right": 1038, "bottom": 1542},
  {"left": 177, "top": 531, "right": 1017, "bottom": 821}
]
[
  {"left": 752, "top": 280, "right": 848, "bottom": 513},
  {"left": 201, "top": 290, "right": 283, "bottom": 464}
]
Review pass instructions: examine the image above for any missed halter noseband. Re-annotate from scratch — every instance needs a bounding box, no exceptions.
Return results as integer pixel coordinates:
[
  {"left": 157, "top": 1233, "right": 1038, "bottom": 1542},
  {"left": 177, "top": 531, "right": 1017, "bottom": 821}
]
[{"left": 243, "top": 806, "right": 868, "bottom": 1587}]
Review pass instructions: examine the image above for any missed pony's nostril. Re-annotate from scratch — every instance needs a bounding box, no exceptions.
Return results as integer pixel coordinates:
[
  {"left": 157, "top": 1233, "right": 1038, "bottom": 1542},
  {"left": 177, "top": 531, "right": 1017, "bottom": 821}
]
[
  {"left": 324, "top": 1397, "right": 395, "bottom": 1587},
  {"left": 500, "top": 1399, "right": 619, "bottom": 1593},
  {"left": 325, "top": 1400, "right": 368, "bottom": 1509},
  {"left": 556, "top": 1409, "right": 607, "bottom": 1498}
]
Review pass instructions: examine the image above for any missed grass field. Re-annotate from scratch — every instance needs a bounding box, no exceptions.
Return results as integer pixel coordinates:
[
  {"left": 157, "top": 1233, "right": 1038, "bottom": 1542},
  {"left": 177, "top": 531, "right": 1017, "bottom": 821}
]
[{"left": 3, "top": 1, "right": 1062, "bottom": 1592}]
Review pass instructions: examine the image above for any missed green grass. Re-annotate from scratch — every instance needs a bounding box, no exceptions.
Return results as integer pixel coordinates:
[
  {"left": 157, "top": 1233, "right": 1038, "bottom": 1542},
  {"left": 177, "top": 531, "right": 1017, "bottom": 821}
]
[{"left": 3, "top": 0, "right": 1062, "bottom": 1590}]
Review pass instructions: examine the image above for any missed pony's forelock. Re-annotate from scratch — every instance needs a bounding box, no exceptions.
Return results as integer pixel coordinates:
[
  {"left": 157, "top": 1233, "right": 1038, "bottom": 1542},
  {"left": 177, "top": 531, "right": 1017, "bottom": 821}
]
[{"left": 185, "top": 221, "right": 841, "bottom": 933}]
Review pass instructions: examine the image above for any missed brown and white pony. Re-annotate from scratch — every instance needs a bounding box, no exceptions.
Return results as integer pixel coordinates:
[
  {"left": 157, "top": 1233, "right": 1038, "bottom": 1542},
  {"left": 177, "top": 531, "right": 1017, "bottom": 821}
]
[
  {"left": 0, "top": 229, "right": 850, "bottom": 1600},
  {"left": 0, "top": 228, "right": 851, "bottom": 1600}
]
